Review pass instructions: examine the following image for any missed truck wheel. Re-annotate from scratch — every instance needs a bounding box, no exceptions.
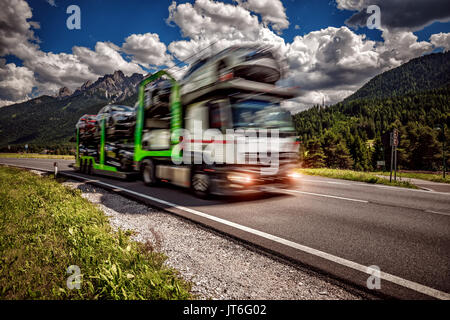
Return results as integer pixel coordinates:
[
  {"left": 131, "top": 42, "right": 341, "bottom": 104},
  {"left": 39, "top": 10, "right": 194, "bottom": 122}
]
[
  {"left": 87, "top": 160, "right": 92, "bottom": 175},
  {"left": 191, "top": 171, "right": 211, "bottom": 199},
  {"left": 120, "top": 158, "right": 126, "bottom": 171},
  {"left": 81, "top": 159, "right": 86, "bottom": 173},
  {"left": 142, "top": 159, "right": 157, "bottom": 186}
]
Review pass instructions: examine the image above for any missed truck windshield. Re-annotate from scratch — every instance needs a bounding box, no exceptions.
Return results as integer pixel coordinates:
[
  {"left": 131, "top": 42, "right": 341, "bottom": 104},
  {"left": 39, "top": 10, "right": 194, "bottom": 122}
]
[{"left": 231, "top": 100, "right": 294, "bottom": 131}]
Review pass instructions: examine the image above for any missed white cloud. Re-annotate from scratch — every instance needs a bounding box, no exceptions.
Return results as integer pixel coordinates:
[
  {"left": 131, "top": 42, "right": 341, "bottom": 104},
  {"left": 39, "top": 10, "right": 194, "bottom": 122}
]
[
  {"left": 237, "top": 0, "right": 289, "bottom": 32},
  {"left": 430, "top": 32, "right": 450, "bottom": 52},
  {"left": 122, "top": 33, "right": 172, "bottom": 67},
  {"left": 0, "top": 0, "right": 40, "bottom": 57},
  {"left": 167, "top": 0, "right": 289, "bottom": 65},
  {"left": 0, "top": 59, "right": 35, "bottom": 107},
  {"left": 73, "top": 42, "right": 143, "bottom": 77},
  {"left": 167, "top": 0, "right": 261, "bottom": 40}
]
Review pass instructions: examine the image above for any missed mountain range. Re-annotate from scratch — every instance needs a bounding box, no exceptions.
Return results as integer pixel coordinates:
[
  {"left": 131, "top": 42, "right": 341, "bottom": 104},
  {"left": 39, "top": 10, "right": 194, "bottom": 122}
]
[{"left": 0, "top": 70, "right": 143, "bottom": 149}]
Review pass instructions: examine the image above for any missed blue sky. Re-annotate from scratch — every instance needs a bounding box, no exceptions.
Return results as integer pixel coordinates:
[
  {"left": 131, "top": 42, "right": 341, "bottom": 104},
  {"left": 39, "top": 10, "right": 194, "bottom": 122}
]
[
  {"left": 20, "top": 0, "right": 377, "bottom": 60},
  {"left": 21, "top": 0, "right": 449, "bottom": 57},
  {"left": 1, "top": 0, "right": 450, "bottom": 109}
]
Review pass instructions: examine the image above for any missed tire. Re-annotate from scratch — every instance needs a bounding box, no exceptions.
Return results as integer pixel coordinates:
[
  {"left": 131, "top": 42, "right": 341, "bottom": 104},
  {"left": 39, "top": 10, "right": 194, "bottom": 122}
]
[
  {"left": 77, "top": 160, "right": 83, "bottom": 172},
  {"left": 191, "top": 170, "right": 211, "bottom": 199},
  {"left": 142, "top": 159, "right": 158, "bottom": 186},
  {"left": 120, "top": 158, "right": 129, "bottom": 172},
  {"left": 87, "top": 160, "right": 92, "bottom": 175},
  {"left": 81, "top": 159, "right": 86, "bottom": 173}
]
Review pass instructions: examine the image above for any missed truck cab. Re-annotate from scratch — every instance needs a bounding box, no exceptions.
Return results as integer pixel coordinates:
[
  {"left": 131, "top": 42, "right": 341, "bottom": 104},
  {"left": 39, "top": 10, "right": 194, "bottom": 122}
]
[{"left": 136, "top": 71, "right": 300, "bottom": 198}]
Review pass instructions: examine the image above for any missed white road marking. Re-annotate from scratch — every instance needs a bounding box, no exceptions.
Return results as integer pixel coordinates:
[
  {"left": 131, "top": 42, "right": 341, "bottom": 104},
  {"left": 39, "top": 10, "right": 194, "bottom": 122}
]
[
  {"left": 425, "top": 210, "right": 450, "bottom": 217},
  {"left": 299, "top": 175, "right": 450, "bottom": 196},
  {"left": 3, "top": 162, "right": 449, "bottom": 299},
  {"left": 282, "top": 189, "right": 369, "bottom": 203},
  {"left": 300, "top": 179, "right": 351, "bottom": 185}
]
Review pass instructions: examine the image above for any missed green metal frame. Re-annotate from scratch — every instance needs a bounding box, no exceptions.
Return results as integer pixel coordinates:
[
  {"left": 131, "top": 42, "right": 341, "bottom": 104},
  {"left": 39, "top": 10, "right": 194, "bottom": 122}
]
[
  {"left": 77, "top": 117, "right": 118, "bottom": 172},
  {"left": 133, "top": 70, "right": 182, "bottom": 164},
  {"left": 76, "top": 70, "right": 181, "bottom": 174}
]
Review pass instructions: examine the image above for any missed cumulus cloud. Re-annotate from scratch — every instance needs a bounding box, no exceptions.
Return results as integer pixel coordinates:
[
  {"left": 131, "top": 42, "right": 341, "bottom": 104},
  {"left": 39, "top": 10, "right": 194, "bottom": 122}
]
[
  {"left": 337, "top": 0, "right": 450, "bottom": 32},
  {"left": 167, "top": 0, "right": 288, "bottom": 63},
  {"left": 377, "top": 29, "right": 433, "bottom": 65},
  {"left": 236, "top": 0, "right": 289, "bottom": 32},
  {"left": 0, "top": 59, "right": 35, "bottom": 107},
  {"left": 430, "top": 32, "right": 450, "bottom": 52},
  {"left": 73, "top": 42, "right": 143, "bottom": 77},
  {"left": 0, "top": 0, "right": 40, "bottom": 57},
  {"left": 122, "top": 33, "right": 172, "bottom": 67},
  {"left": 283, "top": 27, "right": 382, "bottom": 107},
  {"left": 167, "top": 0, "right": 261, "bottom": 40}
]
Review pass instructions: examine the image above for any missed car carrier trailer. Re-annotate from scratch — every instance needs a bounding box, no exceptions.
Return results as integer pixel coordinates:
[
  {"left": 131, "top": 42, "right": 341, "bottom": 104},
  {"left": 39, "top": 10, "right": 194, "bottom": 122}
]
[{"left": 75, "top": 70, "right": 301, "bottom": 197}]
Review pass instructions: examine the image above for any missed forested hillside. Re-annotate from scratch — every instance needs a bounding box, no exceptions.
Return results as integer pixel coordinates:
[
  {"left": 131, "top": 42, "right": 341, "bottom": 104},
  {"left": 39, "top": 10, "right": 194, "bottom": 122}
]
[
  {"left": 344, "top": 52, "right": 450, "bottom": 102},
  {"left": 294, "top": 52, "right": 450, "bottom": 172}
]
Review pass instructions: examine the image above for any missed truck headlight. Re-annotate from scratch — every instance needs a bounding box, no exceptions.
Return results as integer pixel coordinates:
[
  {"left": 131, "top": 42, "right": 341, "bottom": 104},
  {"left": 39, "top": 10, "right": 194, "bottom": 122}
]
[
  {"left": 287, "top": 171, "right": 301, "bottom": 179},
  {"left": 228, "top": 173, "right": 253, "bottom": 184}
]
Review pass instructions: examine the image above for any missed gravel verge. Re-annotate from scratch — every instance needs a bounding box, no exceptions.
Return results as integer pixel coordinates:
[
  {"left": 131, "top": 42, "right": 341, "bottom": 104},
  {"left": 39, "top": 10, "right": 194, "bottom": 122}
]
[{"left": 61, "top": 179, "right": 367, "bottom": 300}]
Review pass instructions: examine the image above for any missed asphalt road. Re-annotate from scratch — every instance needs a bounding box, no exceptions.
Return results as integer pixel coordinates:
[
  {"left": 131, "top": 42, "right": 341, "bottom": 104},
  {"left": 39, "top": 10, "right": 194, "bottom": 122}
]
[{"left": 1, "top": 157, "right": 449, "bottom": 300}]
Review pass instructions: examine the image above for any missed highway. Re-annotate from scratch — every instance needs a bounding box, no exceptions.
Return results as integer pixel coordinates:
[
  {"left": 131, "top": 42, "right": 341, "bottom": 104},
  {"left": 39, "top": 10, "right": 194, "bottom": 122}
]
[{"left": 1, "top": 157, "right": 449, "bottom": 300}]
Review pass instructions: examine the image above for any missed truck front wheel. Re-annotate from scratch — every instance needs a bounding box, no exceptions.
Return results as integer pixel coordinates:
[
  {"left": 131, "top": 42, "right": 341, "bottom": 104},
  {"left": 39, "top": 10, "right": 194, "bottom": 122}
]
[{"left": 191, "top": 171, "right": 211, "bottom": 199}]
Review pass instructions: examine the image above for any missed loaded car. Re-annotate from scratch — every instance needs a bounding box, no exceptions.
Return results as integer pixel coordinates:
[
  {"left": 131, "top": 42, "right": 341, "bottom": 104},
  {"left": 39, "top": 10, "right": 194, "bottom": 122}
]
[
  {"left": 76, "top": 114, "right": 98, "bottom": 140},
  {"left": 144, "top": 77, "right": 172, "bottom": 109},
  {"left": 104, "top": 141, "right": 134, "bottom": 171},
  {"left": 95, "top": 104, "right": 136, "bottom": 138},
  {"left": 78, "top": 144, "right": 98, "bottom": 159},
  {"left": 180, "top": 45, "right": 281, "bottom": 97}
]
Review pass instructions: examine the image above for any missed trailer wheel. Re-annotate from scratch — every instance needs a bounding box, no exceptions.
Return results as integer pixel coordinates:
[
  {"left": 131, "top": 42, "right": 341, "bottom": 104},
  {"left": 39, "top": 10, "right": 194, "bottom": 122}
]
[
  {"left": 87, "top": 160, "right": 92, "bottom": 175},
  {"left": 142, "top": 159, "right": 157, "bottom": 186},
  {"left": 191, "top": 171, "right": 211, "bottom": 199}
]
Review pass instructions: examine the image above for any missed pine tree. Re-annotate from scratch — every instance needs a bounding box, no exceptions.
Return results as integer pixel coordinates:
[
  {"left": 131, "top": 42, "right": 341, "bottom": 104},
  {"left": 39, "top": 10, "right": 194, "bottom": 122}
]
[
  {"left": 335, "top": 141, "right": 354, "bottom": 169},
  {"left": 303, "top": 138, "right": 326, "bottom": 168}
]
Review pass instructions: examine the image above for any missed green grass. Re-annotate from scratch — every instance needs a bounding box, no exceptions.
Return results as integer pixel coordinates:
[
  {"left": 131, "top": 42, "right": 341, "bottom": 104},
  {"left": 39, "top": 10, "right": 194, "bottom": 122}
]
[
  {"left": 375, "top": 171, "right": 450, "bottom": 184},
  {"left": 0, "top": 166, "right": 192, "bottom": 300},
  {"left": 297, "top": 168, "right": 418, "bottom": 189},
  {"left": 0, "top": 153, "right": 74, "bottom": 160}
]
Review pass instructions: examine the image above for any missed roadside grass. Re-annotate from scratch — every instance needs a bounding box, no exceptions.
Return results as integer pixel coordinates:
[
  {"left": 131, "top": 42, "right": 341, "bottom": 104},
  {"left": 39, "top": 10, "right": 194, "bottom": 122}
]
[
  {"left": 375, "top": 171, "right": 450, "bottom": 184},
  {"left": 0, "top": 166, "right": 192, "bottom": 299},
  {"left": 0, "top": 153, "right": 74, "bottom": 160},
  {"left": 297, "top": 168, "right": 418, "bottom": 189}
]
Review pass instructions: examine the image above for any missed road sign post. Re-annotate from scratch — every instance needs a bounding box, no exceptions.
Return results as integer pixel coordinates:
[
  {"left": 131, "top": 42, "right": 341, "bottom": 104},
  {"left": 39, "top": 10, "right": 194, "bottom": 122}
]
[{"left": 389, "top": 129, "right": 399, "bottom": 182}]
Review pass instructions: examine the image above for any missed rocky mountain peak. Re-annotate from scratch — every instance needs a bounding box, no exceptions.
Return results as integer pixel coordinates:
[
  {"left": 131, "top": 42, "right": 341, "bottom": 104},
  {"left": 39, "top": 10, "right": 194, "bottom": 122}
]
[
  {"left": 56, "top": 70, "right": 144, "bottom": 102},
  {"left": 112, "top": 70, "right": 125, "bottom": 81},
  {"left": 57, "top": 87, "right": 72, "bottom": 98},
  {"left": 81, "top": 80, "right": 93, "bottom": 91}
]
